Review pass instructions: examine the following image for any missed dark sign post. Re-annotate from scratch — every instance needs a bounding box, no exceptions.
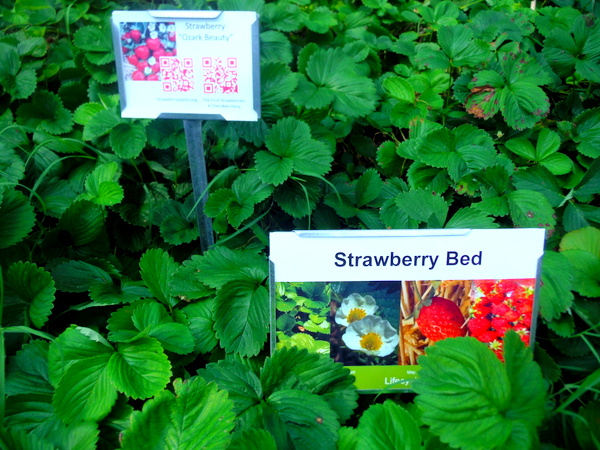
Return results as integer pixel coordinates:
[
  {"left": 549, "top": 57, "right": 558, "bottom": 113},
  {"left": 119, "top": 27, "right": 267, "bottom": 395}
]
[
  {"left": 183, "top": 119, "right": 214, "bottom": 250},
  {"left": 111, "top": 10, "right": 260, "bottom": 252}
]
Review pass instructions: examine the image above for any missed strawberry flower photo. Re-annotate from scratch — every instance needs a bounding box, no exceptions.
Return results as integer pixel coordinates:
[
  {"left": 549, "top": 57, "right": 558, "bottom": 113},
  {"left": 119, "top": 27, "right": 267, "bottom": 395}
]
[
  {"left": 342, "top": 315, "right": 399, "bottom": 357},
  {"left": 335, "top": 293, "right": 378, "bottom": 326}
]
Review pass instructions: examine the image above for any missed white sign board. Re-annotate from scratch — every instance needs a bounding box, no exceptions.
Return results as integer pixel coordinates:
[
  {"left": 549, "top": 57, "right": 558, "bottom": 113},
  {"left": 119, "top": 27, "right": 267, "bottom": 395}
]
[
  {"left": 111, "top": 10, "right": 260, "bottom": 121},
  {"left": 270, "top": 229, "right": 545, "bottom": 391}
]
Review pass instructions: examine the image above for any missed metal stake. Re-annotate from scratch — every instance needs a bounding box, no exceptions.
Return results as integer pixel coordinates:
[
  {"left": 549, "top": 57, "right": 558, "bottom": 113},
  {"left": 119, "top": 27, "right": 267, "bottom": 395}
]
[{"left": 184, "top": 119, "right": 214, "bottom": 252}]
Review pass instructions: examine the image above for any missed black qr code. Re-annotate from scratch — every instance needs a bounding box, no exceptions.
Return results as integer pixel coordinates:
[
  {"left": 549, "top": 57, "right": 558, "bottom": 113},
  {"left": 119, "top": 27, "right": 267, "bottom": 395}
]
[
  {"left": 202, "top": 57, "right": 238, "bottom": 94},
  {"left": 160, "top": 57, "right": 194, "bottom": 92}
]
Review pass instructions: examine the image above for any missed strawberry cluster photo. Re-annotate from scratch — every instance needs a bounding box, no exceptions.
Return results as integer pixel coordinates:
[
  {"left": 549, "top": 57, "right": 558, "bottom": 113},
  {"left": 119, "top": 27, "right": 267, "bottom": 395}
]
[
  {"left": 120, "top": 21, "right": 176, "bottom": 81},
  {"left": 401, "top": 278, "right": 536, "bottom": 363},
  {"left": 467, "top": 279, "right": 535, "bottom": 361}
]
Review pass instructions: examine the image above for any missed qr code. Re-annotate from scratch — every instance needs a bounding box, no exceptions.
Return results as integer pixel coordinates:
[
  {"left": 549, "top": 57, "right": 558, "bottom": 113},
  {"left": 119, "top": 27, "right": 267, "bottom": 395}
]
[
  {"left": 202, "top": 57, "right": 238, "bottom": 94},
  {"left": 160, "top": 57, "right": 194, "bottom": 92}
]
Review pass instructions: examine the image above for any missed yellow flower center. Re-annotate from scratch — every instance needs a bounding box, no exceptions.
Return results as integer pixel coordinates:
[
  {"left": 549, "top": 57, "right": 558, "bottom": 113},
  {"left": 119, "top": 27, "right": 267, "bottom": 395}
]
[
  {"left": 359, "top": 332, "right": 383, "bottom": 351},
  {"left": 346, "top": 308, "right": 367, "bottom": 324}
]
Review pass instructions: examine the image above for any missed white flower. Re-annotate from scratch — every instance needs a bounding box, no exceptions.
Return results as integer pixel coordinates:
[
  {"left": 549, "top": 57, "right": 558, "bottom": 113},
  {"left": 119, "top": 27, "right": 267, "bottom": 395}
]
[
  {"left": 335, "top": 293, "right": 378, "bottom": 326},
  {"left": 342, "top": 315, "right": 399, "bottom": 357}
]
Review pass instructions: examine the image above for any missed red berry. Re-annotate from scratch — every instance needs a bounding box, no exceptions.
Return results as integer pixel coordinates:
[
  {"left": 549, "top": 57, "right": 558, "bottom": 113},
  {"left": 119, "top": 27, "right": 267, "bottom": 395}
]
[
  {"left": 153, "top": 48, "right": 167, "bottom": 59},
  {"left": 126, "top": 55, "right": 139, "bottom": 65},
  {"left": 130, "top": 29, "right": 142, "bottom": 43},
  {"left": 477, "top": 330, "right": 499, "bottom": 343},
  {"left": 491, "top": 303, "right": 511, "bottom": 316},
  {"left": 468, "top": 316, "right": 491, "bottom": 337},
  {"left": 147, "top": 73, "right": 159, "bottom": 81},
  {"left": 146, "top": 37, "right": 162, "bottom": 51},
  {"left": 132, "top": 70, "right": 146, "bottom": 81},
  {"left": 416, "top": 297, "right": 466, "bottom": 343},
  {"left": 505, "top": 310, "right": 521, "bottom": 323},
  {"left": 491, "top": 317, "right": 510, "bottom": 333},
  {"left": 134, "top": 45, "right": 150, "bottom": 61},
  {"left": 137, "top": 60, "right": 149, "bottom": 70}
]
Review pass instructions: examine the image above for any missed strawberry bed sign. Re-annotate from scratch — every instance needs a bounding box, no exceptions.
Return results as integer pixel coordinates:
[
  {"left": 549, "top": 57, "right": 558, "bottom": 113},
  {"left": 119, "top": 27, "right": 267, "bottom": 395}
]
[
  {"left": 111, "top": 10, "right": 260, "bottom": 121},
  {"left": 270, "top": 229, "right": 545, "bottom": 391}
]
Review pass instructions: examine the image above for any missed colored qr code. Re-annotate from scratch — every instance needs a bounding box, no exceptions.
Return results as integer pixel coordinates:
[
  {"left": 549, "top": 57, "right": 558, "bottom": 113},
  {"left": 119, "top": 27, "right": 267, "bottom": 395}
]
[
  {"left": 202, "top": 57, "right": 238, "bottom": 94},
  {"left": 160, "top": 57, "right": 194, "bottom": 92}
]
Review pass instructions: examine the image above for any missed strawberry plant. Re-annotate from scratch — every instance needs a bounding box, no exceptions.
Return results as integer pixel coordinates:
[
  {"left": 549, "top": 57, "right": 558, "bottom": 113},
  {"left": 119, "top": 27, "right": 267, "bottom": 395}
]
[{"left": 0, "top": 0, "right": 599, "bottom": 448}]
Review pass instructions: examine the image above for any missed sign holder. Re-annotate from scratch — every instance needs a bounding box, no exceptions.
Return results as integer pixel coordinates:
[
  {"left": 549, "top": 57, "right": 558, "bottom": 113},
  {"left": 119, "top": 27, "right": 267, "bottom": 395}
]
[{"left": 111, "top": 10, "right": 260, "bottom": 252}]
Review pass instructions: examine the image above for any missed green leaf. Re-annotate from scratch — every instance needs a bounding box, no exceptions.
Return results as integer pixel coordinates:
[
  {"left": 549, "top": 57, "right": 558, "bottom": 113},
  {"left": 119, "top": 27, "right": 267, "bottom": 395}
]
[
  {"left": 229, "top": 429, "right": 277, "bottom": 450},
  {"left": 170, "top": 260, "right": 213, "bottom": 301},
  {"left": 437, "top": 25, "right": 491, "bottom": 68},
  {"left": 507, "top": 190, "right": 556, "bottom": 230},
  {"left": 383, "top": 77, "right": 415, "bottom": 103},
  {"left": 260, "top": 347, "right": 357, "bottom": 422},
  {"left": 511, "top": 166, "right": 564, "bottom": 208},
  {"left": 445, "top": 207, "right": 498, "bottom": 228},
  {"left": 139, "top": 248, "right": 179, "bottom": 307},
  {"left": 121, "top": 376, "right": 235, "bottom": 450},
  {"left": 256, "top": 117, "right": 332, "bottom": 186},
  {"left": 395, "top": 189, "right": 448, "bottom": 226},
  {"left": 560, "top": 227, "right": 600, "bottom": 297},
  {"left": 267, "top": 389, "right": 339, "bottom": 450},
  {"left": 53, "top": 354, "right": 117, "bottom": 423},
  {"left": 416, "top": 125, "right": 496, "bottom": 182},
  {"left": 0, "top": 426, "right": 54, "bottom": 450},
  {"left": 413, "top": 334, "right": 547, "bottom": 450},
  {"left": 262, "top": 1, "right": 305, "bottom": 32},
  {"left": 260, "top": 31, "right": 293, "bottom": 65},
  {"left": 57, "top": 200, "right": 107, "bottom": 255},
  {"left": 573, "top": 108, "right": 600, "bottom": 158},
  {"left": 160, "top": 213, "right": 198, "bottom": 245},
  {"left": 355, "top": 400, "right": 421, "bottom": 450},
  {"left": 538, "top": 251, "right": 574, "bottom": 321},
  {"left": 50, "top": 260, "right": 113, "bottom": 293},
  {"left": 0, "top": 149, "right": 25, "bottom": 185},
  {"left": 82, "top": 108, "right": 122, "bottom": 141},
  {"left": 193, "top": 247, "right": 268, "bottom": 289},
  {"left": 6, "top": 340, "right": 52, "bottom": 396},
  {"left": 307, "top": 6, "right": 337, "bottom": 34},
  {"left": 107, "top": 338, "right": 172, "bottom": 399},
  {"left": 16, "top": 90, "right": 73, "bottom": 135},
  {"left": 199, "top": 356, "right": 263, "bottom": 416},
  {"left": 80, "top": 161, "right": 124, "bottom": 206},
  {"left": 0, "top": 43, "right": 37, "bottom": 99},
  {"left": 214, "top": 280, "right": 269, "bottom": 356},
  {"left": 110, "top": 123, "right": 147, "bottom": 159},
  {"left": 73, "top": 25, "right": 112, "bottom": 53},
  {"left": 0, "top": 189, "right": 35, "bottom": 249},
  {"left": 4, "top": 261, "right": 55, "bottom": 329},
  {"left": 293, "top": 48, "right": 377, "bottom": 117},
  {"left": 181, "top": 301, "right": 218, "bottom": 354}
]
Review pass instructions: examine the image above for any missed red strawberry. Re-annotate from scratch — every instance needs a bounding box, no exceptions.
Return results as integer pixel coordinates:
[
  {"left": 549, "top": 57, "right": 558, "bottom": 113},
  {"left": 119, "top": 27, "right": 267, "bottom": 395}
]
[
  {"left": 137, "top": 60, "right": 149, "bottom": 71},
  {"left": 478, "top": 330, "right": 499, "bottom": 343},
  {"left": 505, "top": 309, "right": 521, "bottom": 323},
  {"left": 127, "top": 55, "right": 139, "bottom": 66},
  {"left": 122, "top": 31, "right": 131, "bottom": 40},
  {"left": 491, "top": 303, "right": 511, "bottom": 316},
  {"left": 130, "top": 29, "right": 142, "bottom": 43},
  {"left": 132, "top": 70, "right": 146, "bottom": 81},
  {"left": 146, "top": 37, "right": 162, "bottom": 51},
  {"left": 147, "top": 73, "right": 159, "bottom": 81},
  {"left": 468, "top": 316, "right": 491, "bottom": 337},
  {"left": 152, "top": 48, "right": 167, "bottom": 59},
  {"left": 416, "top": 297, "right": 466, "bottom": 343},
  {"left": 134, "top": 45, "right": 150, "bottom": 60}
]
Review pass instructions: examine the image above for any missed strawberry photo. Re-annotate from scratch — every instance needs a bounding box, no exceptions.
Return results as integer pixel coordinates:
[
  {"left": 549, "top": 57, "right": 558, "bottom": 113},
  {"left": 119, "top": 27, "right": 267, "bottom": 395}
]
[{"left": 119, "top": 21, "right": 176, "bottom": 81}]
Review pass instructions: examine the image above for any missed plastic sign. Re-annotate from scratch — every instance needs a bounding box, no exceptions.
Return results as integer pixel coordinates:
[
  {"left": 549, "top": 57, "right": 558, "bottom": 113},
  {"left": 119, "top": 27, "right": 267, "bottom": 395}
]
[
  {"left": 269, "top": 229, "right": 545, "bottom": 391},
  {"left": 111, "top": 10, "right": 260, "bottom": 121}
]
